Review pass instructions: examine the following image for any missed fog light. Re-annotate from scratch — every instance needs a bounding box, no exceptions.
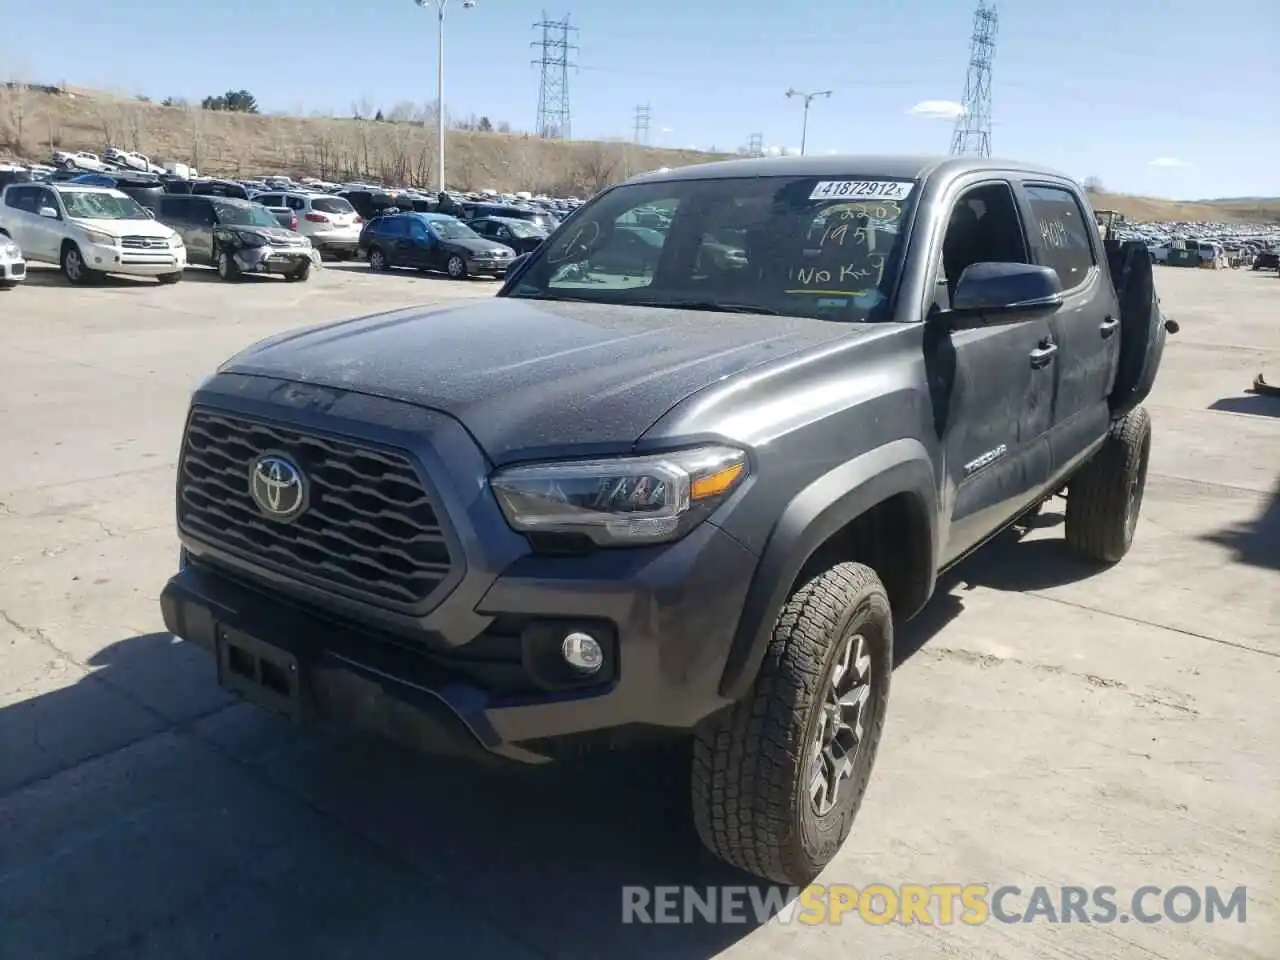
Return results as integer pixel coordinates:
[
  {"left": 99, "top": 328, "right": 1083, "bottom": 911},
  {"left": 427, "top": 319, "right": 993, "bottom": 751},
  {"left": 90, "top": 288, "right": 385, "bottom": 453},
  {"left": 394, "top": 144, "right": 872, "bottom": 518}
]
[{"left": 561, "top": 632, "right": 603, "bottom": 673}]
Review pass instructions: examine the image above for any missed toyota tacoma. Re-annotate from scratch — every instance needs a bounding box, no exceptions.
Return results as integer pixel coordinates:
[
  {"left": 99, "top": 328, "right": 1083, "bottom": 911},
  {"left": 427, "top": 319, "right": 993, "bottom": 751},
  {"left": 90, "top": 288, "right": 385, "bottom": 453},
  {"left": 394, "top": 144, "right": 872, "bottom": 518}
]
[{"left": 161, "top": 155, "right": 1170, "bottom": 884}]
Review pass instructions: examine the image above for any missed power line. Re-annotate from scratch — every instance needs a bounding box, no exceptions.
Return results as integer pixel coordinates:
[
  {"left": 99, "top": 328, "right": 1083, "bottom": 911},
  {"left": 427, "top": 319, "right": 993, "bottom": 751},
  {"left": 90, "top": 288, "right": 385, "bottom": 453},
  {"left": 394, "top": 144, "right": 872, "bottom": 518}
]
[
  {"left": 747, "top": 132, "right": 764, "bottom": 157},
  {"left": 950, "top": 1, "right": 998, "bottom": 158},
  {"left": 531, "top": 12, "right": 578, "bottom": 140},
  {"left": 632, "top": 103, "right": 651, "bottom": 145}
]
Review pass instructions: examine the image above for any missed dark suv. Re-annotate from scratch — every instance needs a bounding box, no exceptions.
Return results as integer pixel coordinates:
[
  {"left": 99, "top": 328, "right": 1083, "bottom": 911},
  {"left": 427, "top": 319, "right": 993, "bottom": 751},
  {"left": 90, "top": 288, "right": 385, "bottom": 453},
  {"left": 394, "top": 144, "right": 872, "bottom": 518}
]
[
  {"left": 161, "top": 155, "right": 1169, "bottom": 884},
  {"left": 155, "top": 194, "right": 315, "bottom": 281}
]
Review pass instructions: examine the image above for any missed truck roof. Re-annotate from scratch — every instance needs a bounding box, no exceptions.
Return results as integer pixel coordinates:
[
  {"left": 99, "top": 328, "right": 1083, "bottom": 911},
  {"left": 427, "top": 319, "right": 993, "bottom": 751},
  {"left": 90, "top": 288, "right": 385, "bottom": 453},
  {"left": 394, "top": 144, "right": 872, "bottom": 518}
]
[{"left": 629, "top": 154, "right": 1076, "bottom": 186}]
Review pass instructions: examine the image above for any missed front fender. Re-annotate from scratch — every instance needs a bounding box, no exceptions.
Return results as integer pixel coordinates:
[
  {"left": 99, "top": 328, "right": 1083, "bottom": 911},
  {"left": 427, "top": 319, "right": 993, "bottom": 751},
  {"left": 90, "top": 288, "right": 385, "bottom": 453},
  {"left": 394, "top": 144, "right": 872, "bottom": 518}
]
[{"left": 718, "top": 438, "right": 938, "bottom": 700}]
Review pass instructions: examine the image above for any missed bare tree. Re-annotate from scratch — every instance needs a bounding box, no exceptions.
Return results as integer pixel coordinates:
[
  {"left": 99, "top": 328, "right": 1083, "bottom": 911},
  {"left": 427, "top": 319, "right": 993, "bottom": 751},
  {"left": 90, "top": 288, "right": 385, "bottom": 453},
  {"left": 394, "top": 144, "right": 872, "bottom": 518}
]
[{"left": 0, "top": 76, "right": 34, "bottom": 153}]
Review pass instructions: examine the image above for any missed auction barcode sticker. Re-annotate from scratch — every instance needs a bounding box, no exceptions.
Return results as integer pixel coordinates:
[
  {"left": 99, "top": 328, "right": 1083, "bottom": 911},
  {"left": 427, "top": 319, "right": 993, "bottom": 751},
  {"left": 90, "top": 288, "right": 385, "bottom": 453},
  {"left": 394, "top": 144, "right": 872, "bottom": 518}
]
[{"left": 809, "top": 180, "right": 914, "bottom": 201}]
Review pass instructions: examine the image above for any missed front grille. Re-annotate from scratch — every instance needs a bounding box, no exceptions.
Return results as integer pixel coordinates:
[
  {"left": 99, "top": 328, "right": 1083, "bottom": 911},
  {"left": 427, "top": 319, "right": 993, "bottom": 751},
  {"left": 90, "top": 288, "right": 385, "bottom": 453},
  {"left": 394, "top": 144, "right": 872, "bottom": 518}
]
[
  {"left": 178, "top": 410, "right": 454, "bottom": 607},
  {"left": 122, "top": 235, "right": 168, "bottom": 249}
]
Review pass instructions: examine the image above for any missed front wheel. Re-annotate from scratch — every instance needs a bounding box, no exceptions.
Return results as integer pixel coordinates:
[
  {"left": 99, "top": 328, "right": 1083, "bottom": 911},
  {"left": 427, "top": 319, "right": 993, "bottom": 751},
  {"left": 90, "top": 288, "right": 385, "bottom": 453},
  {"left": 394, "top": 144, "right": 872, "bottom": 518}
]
[
  {"left": 61, "top": 244, "right": 97, "bottom": 285},
  {"left": 1065, "top": 406, "right": 1152, "bottom": 563},
  {"left": 368, "top": 247, "right": 387, "bottom": 271},
  {"left": 216, "top": 250, "right": 241, "bottom": 282},
  {"left": 446, "top": 254, "right": 467, "bottom": 279},
  {"left": 285, "top": 262, "right": 311, "bottom": 282},
  {"left": 156, "top": 271, "right": 182, "bottom": 285},
  {"left": 691, "top": 561, "right": 892, "bottom": 885}
]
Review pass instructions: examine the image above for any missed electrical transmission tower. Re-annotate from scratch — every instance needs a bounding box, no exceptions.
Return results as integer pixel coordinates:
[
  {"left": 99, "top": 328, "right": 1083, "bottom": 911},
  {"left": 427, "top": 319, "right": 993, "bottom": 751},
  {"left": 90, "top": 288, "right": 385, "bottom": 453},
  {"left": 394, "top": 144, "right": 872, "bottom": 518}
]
[
  {"left": 532, "top": 13, "right": 577, "bottom": 139},
  {"left": 949, "top": 1, "right": 998, "bottom": 158},
  {"left": 632, "top": 104, "right": 651, "bottom": 144},
  {"left": 747, "top": 132, "right": 764, "bottom": 157}
]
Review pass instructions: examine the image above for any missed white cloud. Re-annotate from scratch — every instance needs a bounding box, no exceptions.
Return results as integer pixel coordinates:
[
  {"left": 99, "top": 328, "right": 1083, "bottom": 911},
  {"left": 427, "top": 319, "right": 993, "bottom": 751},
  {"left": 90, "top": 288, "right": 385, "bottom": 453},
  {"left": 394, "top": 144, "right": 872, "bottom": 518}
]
[
  {"left": 908, "top": 99, "right": 966, "bottom": 121},
  {"left": 1148, "top": 156, "right": 1189, "bottom": 168}
]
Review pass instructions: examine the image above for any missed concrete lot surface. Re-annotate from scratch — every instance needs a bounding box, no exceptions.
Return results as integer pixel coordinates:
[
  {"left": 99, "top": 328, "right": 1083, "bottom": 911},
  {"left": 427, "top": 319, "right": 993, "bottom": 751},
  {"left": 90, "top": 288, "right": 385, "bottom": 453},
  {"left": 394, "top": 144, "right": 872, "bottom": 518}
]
[{"left": 0, "top": 263, "right": 1276, "bottom": 958}]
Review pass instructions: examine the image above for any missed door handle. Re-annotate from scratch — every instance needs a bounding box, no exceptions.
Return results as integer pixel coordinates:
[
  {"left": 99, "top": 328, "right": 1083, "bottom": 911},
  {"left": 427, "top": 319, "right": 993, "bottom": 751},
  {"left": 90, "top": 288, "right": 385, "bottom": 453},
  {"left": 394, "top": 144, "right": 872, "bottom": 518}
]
[
  {"left": 1100, "top": 315, "right": 1120, "bottom": 338},
  {"left": 1029, "top": 340, "right": 1058, "bottom": 368}
]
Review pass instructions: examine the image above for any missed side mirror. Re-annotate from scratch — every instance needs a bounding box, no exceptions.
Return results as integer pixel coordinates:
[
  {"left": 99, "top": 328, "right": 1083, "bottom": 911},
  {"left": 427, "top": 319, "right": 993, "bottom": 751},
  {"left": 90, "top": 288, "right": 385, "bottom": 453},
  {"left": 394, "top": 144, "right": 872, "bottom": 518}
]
[
  {"left": 38, "top": 206, "right": 60, "bottom": 219},
  {"left": 948, "top": 262, "right": 1062, "bottom": 325}
]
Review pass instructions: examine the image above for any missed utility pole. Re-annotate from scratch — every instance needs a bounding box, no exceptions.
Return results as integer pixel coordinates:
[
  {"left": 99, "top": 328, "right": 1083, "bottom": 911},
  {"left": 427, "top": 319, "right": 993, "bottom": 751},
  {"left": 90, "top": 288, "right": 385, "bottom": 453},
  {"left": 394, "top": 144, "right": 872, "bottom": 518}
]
[
  {"left": 784, "top": 88, "right": 832, "bottom": 156},
  {"left": 950, "top": 1, "right": 998, "bottom": 157},
  {"left": 414, "top": 0, "right": 478, "bottom": 193},
  {"left": 632, "top": 103, "right": 651, "bottom": 145},
  {"left": 747, "top": 132, "right": 764, "bottom": 157},
  {"left": 531, "top": 12, "right": 577, "bottom": 139}
]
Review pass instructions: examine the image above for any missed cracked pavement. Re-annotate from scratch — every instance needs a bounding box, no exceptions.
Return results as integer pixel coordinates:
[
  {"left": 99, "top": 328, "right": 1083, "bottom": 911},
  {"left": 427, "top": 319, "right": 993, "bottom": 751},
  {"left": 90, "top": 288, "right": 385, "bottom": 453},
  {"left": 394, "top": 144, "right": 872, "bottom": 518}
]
[{"left": 0, "top": 263, "right": 1276, "bottom": 959}]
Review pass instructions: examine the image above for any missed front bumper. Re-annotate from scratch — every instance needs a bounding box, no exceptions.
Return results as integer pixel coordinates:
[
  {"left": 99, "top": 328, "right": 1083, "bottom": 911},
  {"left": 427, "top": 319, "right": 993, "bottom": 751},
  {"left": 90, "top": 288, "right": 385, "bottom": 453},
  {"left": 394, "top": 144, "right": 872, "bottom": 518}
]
[
  {"left": 0, "top": 253, "right": 25, "bottom": 281},
  {"left": 164, "top": 378, "right": 759, "bottom": 763},
  {"left": 235, "top": 244, "right": 320, "bottom": 274},
  {"left": 86, "top": 241, "right": 185, "bottom": 276},
  {"left": 467, "top": 256, "right": 511, "bottom": 275}
]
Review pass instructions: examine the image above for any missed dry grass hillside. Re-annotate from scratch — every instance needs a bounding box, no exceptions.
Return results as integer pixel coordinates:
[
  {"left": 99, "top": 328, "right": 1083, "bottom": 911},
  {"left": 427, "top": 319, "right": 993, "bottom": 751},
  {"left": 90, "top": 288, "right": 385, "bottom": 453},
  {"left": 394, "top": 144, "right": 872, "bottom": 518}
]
[
  {"left": 1087, "top": 190, "right": 1280, "bottom": 225},
  {"left": 3, "top": 85, "right": 1277, "bottom": 222},
  {"left": 0, "top": 85, "right": 731, "bottom": 195}
]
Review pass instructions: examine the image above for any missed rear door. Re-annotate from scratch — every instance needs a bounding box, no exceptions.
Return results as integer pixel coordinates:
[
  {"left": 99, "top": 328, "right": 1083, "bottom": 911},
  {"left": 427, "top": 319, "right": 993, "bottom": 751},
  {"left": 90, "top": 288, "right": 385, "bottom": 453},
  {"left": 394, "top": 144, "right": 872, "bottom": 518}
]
[{"left": 1016, "top": 181, "right": 1120, "bottom": 481}]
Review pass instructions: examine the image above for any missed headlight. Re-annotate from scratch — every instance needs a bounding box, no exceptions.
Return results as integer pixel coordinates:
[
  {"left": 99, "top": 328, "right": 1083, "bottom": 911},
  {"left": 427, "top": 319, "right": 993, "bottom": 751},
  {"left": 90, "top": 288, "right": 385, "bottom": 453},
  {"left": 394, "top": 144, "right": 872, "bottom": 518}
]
[
  {"left": 236, "top": 232, "right": 268, "bottom": 247},
  {"left": 0, "top": 239, "right": 18, "bottom": 256},
  {"left": 169, "top": 233, "right": 184, "bottom": 247},
  {"left": 82, "top": 228, "right": 117, "bottom": 245},
  {"left": 491, "top": 445, "right": 748, "bottom": 547}
]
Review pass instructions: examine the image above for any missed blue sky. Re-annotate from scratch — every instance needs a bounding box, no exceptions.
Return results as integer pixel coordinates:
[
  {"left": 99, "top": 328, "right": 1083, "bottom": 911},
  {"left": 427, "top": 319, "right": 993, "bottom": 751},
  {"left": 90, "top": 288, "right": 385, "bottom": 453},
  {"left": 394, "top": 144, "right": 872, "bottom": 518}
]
[{"left": 3, "top": 0, "right": 1276, "bottom": 198}]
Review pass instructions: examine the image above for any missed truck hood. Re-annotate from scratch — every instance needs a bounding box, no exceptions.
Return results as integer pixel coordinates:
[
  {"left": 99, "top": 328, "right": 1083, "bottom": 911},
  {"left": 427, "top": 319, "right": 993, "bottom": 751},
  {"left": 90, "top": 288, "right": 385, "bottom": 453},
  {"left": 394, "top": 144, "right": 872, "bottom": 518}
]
[{"left": 220, "top": 297, "right": 854, "bottom": 462}]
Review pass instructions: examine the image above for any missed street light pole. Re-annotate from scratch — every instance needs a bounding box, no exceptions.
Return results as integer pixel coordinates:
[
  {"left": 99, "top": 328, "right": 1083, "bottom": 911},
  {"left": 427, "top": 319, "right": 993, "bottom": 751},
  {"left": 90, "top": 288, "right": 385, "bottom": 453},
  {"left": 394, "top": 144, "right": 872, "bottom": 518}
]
[
  {"left": 417, "top": 0, "right": 476, "bottom": 193},
  {"left": 785, "top": 88, "right": 832, "bottom": 156}
]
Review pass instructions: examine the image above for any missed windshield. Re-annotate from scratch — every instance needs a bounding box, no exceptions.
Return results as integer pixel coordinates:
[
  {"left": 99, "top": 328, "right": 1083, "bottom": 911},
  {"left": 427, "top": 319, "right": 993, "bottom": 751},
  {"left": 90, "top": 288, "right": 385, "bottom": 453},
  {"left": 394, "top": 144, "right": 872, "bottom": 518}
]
[
  {"left": 430, "top": 218, "right": 479, "bottom": 240},
  {"left": 214, "top": 201, "right": 280, "bottom": 228},
  {"left": 311, "top": 196, "right": 354, "bottom": 215},
  {"left": 506, "top": 174, "right": 917, "bottom": 322},
  {"left": 60, "top": 190, "right": 149, "bottom": 221}
]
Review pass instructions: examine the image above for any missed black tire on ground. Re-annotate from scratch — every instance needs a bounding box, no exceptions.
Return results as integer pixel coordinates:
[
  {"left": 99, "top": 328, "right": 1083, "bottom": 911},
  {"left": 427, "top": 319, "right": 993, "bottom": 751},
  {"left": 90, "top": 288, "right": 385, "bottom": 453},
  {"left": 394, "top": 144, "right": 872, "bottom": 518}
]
[
  {"left": 216, "top": 249, "right": 241, "bottom": 282},
  {"left": 0, "top": 280, "right": 16, "bottom": 290},
  {"left": 369, "top": 247, "right": 387, "bottom": 271},
  {"left": 691, "top": 561, "right": 892, "bottom": 885},
  {"left": 61, "top": 243, "right": 97, "bottom": 285},
  {"left": 286, "top": 262, "right": 311, "bottom": 282},
  {"left": 446, "top": 254, "right": 467, "bottom": 279},
  {"left": 156, "top": 272, "right": 182, "bottom": 285},
  {"left": 1064, "top": 406, "right": 1152, "bottom": 564}
]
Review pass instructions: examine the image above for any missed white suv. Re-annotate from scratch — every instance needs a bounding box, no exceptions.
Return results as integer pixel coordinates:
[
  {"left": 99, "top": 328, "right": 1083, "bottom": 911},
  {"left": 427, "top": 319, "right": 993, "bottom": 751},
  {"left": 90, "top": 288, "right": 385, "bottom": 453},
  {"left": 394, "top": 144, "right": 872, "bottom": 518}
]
[
  {"left": 250, "top": 190, "right": 362, "bottom": 259},
  {"left": 0, "top": 183, "right": 186, "bottom": 285}
]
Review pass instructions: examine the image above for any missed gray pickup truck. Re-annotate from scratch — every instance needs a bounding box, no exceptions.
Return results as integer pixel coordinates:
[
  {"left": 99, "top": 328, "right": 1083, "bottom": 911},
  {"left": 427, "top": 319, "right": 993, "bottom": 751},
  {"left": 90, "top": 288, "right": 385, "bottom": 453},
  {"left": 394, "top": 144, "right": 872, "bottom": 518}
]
[{"left": 160, "top": 155, "right": 1170, "bottom": 884}]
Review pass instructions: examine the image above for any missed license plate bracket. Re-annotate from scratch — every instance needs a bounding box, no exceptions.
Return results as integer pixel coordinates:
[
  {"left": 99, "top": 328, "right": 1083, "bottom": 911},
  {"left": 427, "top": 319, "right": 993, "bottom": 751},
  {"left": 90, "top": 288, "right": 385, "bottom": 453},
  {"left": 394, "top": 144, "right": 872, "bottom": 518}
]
[{"left": 216, "top": 626, "right": 308, "bottom": 721}]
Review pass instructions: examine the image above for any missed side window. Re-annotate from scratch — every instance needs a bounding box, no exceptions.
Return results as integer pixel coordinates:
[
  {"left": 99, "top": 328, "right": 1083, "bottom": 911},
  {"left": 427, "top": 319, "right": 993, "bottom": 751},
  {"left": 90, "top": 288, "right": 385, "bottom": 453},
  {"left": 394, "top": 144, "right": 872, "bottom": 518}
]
[
  {"left": 5, "top": 186, "right": 35, "bottom": 211},
  {"left": 285, "top": 196, "right": 305, "bottom": 210},
  {"left": 193, "top": 199, "right": 216, "bottom": 225},
  {"left": 38, "top": 189, "right": 61, "bottom": 214},
  {"left": 409, "top": 219, "right": 428, "bottom": 239},
  {"left": 494, "top": 225, "right": 511, "bottom": 240},
  {"left": 546, "top": 198, "right": 678, "bottom": 290},
  {"left": 1022, "top": 184, "right": 1096, "bottom": 290},
  {"left": 939, "top": 182, "right": 1029, "bottom": 297},
  {"left": 255, "top": 194, "right": 277, "bottom": 206},
  {"left": 384, "top": 217, "right": 409, "bottom": 238}
]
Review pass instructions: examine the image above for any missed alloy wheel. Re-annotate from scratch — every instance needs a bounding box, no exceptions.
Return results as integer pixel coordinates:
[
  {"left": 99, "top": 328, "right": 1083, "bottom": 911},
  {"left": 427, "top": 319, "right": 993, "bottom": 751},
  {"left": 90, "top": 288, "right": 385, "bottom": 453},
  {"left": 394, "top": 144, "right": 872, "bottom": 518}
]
[{"left": 808, "top": 631, "right": 872, "bottom": 817}]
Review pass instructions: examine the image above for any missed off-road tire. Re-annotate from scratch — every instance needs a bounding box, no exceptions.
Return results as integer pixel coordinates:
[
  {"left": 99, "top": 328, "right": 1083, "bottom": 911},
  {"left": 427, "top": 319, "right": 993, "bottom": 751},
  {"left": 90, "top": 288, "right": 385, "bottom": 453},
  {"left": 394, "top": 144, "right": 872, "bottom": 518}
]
[
  {"left": 1065, "top": 405, "right": 1152, "bottom": 563},
  {"left": 156, "top": 272, "right": 182, "bottom": 285},
  {"left": 691, "top": 561, "right": 892, "bottom": 885}
]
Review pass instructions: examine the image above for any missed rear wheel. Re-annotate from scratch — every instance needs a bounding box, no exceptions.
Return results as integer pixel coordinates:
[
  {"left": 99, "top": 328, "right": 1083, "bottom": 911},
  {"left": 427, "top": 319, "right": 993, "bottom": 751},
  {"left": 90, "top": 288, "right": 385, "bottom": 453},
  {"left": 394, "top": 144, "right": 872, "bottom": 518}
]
[
  {"left": 368, "top": 247, "right": 387, "bottom": 272},
  {"left": 691, "top": 561, "right": 892, "bottom": 885},
  {"left": 1065, "top": 406, "right": 1152, "bottom": 563}
]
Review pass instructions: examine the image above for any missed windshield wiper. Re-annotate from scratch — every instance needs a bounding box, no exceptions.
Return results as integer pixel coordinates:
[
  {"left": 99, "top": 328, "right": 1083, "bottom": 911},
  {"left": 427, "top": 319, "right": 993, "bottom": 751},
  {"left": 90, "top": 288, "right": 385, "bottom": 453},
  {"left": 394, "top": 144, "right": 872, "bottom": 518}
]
[{"left": 632, "top": 299, "right": 782, "bottom": 316}]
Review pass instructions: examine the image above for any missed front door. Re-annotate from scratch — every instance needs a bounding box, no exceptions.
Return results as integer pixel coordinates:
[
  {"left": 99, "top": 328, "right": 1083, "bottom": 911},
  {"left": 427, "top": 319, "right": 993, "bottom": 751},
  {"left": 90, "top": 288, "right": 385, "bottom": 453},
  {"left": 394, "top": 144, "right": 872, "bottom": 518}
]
[
  {"left": 2, "top": 185, "right": 42, "bottom": 258},
  {"left": 1017, "top": 182, "right": 1121, "bottom": 480},
  {"left": 931, "top": 180, "right": 1057, "bottom": 564}
]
